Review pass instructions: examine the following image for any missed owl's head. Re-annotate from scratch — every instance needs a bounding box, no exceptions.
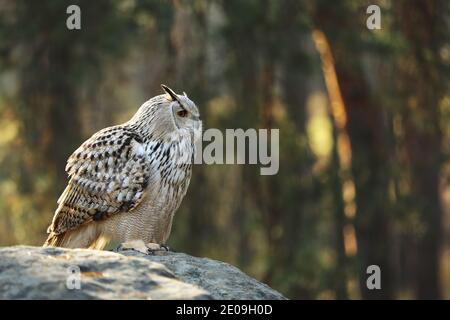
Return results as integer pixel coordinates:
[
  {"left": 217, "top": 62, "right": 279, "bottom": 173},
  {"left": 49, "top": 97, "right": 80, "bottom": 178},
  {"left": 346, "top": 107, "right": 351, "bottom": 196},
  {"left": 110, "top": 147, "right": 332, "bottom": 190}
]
[{"left": 130, "top": 85, "right": 202, "bottom": 142}]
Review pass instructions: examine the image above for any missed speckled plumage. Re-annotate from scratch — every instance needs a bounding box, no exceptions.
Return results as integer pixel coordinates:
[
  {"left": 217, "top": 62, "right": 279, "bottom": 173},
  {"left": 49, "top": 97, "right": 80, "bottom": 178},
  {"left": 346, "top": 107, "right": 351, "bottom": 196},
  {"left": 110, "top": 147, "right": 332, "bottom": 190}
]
[{"left": 44, "top": 85, "right": 202, "bottom": 249}]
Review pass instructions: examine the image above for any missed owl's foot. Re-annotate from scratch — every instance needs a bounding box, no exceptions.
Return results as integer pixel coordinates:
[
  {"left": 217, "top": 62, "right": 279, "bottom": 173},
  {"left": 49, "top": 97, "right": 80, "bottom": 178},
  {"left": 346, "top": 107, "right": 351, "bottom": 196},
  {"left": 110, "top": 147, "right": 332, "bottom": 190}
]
[
  {"left": 116, "top": 240, "right": 170, "bottom": 255},
  {"left": 147, "top": 242, "right": 170, "bottom": 255}
]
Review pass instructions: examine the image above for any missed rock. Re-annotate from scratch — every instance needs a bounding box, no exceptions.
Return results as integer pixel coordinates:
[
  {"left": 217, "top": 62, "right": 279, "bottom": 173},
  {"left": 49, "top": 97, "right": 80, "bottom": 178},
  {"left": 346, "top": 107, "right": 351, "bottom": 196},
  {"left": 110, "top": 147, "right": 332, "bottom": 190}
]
[
  {"left": 0, "top": 246, "right": 286, "bottom": 300},
  {"left": 0, "top": 245, "right": 210, "bottom": 300},
  {"left": 121, "top": 250, "right": 287, "bottom": 300}
]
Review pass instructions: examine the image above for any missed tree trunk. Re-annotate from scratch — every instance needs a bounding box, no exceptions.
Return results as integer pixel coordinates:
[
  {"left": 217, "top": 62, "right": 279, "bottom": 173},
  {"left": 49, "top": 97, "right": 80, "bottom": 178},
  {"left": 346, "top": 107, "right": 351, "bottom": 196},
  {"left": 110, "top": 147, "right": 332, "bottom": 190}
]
[{"left": 394, "top": 0, "right": 445, "bottom": 299}]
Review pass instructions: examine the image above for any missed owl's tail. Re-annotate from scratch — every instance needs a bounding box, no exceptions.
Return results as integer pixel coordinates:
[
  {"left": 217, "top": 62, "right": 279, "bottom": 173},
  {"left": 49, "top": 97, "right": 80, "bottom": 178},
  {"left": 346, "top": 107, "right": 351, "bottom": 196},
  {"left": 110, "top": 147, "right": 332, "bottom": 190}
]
[
  {"left": 43, "top": 233, "right": 65, "bottom": 247},
  {"left": 43, "top": 224, "right": 106, "bottom": 249}
]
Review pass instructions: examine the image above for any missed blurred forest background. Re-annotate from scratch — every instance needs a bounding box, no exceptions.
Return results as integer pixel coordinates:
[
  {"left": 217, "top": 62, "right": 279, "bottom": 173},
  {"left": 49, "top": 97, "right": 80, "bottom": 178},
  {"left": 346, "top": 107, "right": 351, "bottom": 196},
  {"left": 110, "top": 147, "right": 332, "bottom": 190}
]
[{"left": 0, "top": 0, "right": 449, "bottom": 299}]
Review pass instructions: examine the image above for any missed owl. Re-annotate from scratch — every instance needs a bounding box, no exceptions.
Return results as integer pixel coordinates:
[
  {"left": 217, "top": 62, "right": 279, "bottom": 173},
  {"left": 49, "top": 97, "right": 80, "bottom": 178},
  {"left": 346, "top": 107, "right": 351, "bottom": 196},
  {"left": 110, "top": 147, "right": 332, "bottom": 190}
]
[{"left": 44, "top": 85, "right": 202, "bottom": 254}]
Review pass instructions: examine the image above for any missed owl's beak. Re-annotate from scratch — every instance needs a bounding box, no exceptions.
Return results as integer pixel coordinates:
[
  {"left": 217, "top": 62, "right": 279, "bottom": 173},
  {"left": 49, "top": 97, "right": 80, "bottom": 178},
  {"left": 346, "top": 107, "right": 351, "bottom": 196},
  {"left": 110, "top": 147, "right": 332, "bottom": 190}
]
[{"left": 161, "top": 84, "right": 180, "bottom": 103}]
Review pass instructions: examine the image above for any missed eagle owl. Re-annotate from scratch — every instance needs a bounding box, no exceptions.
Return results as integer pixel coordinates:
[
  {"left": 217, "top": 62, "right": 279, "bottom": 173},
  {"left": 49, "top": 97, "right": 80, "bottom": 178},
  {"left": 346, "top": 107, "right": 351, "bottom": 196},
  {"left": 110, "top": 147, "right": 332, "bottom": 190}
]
[{"left": 44, "top": 85, "right": 202, "bottom": 254}]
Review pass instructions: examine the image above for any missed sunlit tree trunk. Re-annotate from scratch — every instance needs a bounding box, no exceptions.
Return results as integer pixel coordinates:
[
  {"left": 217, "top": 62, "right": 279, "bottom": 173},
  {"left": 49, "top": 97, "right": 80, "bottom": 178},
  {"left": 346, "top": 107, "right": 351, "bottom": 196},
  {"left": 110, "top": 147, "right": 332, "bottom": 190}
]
[{"left": 312, "top": 2, "right": 394, "bottom": 298}]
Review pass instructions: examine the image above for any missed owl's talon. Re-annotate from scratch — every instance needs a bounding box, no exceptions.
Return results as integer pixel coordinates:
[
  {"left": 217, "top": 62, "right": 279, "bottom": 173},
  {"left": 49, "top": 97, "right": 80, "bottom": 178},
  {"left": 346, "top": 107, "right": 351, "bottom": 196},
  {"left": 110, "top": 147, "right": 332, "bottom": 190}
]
[
  {"left": 144, "top": 242, "right": 168, "bottom": 255},
  {"left": 116, "top": 240, "right": 148, "bottom": 255},
  {"left": 115, "top": 244, "right": 125, "bottom": 252},
  {"left": 160, "top": 244, "right": 170, "bottom": 251},
  {"left": 116, "top": 241, "right": 170, "bottom": 255}
]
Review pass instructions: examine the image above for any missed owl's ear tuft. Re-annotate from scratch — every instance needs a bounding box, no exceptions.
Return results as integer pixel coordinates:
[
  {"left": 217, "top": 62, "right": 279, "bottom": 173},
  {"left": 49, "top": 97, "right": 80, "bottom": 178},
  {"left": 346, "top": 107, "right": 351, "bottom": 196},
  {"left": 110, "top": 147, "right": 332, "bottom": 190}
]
[{"left": 161, "top": 84, "right": 179, "bottom": 102}]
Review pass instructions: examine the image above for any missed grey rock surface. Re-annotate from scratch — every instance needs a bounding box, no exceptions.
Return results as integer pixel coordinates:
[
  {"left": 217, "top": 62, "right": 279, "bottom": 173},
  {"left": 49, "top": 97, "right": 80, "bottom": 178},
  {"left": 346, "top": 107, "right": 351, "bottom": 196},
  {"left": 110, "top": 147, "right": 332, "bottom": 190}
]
[
  {"left": 0, "top": 246, "right": 286, "bottom": 300},
  {"left": 122, "top": 250, "right": 286, "bottom": 300}
]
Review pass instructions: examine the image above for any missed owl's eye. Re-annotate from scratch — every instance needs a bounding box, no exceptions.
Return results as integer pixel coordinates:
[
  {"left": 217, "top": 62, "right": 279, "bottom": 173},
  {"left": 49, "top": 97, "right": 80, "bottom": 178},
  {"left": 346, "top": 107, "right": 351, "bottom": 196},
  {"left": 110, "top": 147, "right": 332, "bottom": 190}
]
[{"left": 177, "top": 109, "right": 188, "bottom": 118}]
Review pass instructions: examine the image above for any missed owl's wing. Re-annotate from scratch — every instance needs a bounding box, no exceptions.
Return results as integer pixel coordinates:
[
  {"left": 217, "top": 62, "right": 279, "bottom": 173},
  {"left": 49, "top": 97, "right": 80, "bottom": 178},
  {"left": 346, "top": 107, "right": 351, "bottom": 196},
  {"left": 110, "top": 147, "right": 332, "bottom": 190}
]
[{"left": 47, "top": 126, "right": 150, "bottom": 235}]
